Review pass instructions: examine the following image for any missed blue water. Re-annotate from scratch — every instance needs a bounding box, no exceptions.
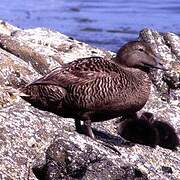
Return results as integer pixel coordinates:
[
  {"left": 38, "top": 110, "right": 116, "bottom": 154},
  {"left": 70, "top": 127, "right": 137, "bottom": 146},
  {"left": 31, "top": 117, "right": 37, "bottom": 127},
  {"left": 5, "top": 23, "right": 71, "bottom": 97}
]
[{"left": 0, "top": 0, "right": 179, "bottom": 51}]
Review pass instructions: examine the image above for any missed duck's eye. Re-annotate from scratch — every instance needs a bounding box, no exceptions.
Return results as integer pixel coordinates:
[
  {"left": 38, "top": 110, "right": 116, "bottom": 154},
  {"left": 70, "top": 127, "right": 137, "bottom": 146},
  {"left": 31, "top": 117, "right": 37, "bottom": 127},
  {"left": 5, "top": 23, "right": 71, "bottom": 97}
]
[{"left": 138, "top": 48, "right": 144, "bottom": 52}]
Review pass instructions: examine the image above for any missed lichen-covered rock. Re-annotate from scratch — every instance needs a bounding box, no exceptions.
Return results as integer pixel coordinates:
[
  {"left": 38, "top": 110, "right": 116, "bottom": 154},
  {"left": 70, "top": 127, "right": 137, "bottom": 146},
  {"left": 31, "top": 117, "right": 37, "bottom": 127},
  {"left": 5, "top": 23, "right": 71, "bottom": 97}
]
[
  {"left": 0, "top": 21, "right": 179, "bottom": 180},
  {"left": 138, "top": 28, "right": 180, "bottom": 134},
  {"left": 32, "top": 137, "right": 148, "bottom": 180}
]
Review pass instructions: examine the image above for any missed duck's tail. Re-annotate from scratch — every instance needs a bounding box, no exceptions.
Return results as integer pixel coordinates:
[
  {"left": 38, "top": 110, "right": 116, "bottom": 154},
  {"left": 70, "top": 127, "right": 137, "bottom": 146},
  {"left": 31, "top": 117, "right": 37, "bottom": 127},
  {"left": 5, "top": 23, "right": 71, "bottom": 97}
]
[
  {"left": 3, "top": 86, "right": 29, "bottom": 97},
  {"left": 19, "top": 84, "right": 66, "bottom": 113}
]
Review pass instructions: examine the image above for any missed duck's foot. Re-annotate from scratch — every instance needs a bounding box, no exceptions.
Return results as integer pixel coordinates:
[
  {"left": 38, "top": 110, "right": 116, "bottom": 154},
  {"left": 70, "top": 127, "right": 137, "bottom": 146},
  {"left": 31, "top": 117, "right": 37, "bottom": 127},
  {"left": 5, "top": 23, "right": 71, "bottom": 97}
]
[
  {"left": 84, "top": 119, "right": 95, "bottom": 139},
  {"left": 75, "top": 119, "right": 84, "bottom": 134},
  {"left": 75, "top": 117, "right": 95, "bottom": 139}
]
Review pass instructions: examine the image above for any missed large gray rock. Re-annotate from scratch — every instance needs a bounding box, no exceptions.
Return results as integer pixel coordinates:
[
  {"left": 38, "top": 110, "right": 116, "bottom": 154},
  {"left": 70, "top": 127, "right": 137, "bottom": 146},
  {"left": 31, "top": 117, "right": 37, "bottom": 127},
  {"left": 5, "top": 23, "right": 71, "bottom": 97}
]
[{"left": 0, "top": 20, "right": 179, "bottom": 180}]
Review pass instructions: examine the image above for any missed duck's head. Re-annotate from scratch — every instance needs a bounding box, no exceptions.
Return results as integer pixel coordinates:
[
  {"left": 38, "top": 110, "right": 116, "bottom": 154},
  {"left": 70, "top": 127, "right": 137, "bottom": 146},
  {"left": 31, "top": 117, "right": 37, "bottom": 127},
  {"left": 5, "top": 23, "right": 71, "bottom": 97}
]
[{"left": 115, "top": 41, "right": 166, "bottom": 72}]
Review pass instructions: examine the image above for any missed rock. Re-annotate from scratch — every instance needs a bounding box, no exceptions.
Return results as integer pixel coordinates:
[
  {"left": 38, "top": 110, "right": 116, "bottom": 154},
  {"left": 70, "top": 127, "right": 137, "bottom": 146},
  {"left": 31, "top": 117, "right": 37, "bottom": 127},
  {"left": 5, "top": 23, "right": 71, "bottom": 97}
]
[
  {"left": 32, "top": 137, "right": 148, "bottom": 180},
  {"left": 0, "top": 20, "right": 179, "bottom": 180},
  {"left": 161, "top": 166, "right": 173, "bottom": 174}
]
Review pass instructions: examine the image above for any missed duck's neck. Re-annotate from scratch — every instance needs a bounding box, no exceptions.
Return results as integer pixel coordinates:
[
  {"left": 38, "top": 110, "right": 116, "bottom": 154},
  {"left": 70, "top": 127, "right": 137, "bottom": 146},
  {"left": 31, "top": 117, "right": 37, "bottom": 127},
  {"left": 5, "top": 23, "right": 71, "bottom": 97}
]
[
  {"left": 118, "top": 64, "right": 151, "bottom": 110},
  {"left": 111, "top": 57, "right": 151, "bottom": 87},
  {"left": 117, "top": 63, "right": 151, "bottom": 89}
]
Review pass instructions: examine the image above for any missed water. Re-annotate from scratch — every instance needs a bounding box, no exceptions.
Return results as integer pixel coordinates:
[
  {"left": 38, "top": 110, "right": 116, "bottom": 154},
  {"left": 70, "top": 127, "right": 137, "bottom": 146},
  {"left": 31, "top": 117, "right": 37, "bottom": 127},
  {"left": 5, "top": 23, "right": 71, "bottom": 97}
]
[{"left": 0, "top": 0, "right": 179, "bottom": 51}]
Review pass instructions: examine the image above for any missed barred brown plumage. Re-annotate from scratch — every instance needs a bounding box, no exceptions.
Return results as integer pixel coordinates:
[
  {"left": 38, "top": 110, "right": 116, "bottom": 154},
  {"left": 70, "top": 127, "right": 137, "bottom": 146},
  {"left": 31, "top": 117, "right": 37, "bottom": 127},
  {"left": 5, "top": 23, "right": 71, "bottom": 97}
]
[{"left": 21, "top": 41, "right": 166, "bottom": 139}]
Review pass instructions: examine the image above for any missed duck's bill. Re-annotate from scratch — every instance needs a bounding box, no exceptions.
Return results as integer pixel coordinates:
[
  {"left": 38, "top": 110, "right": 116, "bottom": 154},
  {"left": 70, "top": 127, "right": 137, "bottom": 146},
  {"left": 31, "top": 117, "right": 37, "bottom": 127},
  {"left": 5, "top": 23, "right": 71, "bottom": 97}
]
[
  {"left": 143, "top": 62, "right": 168, "bottom": 71},
  {"left": 147, "top": 54, "right": 168, "bottom": 71},
  {"left": 153, "top": 63, "right": 168, "bottom": 71}
]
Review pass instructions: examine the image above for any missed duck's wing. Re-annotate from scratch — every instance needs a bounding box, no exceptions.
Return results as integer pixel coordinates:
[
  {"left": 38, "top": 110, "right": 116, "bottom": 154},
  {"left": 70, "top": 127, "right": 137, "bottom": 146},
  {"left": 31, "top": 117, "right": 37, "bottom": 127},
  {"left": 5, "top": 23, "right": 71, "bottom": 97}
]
[
  {"left": 30, "top": 68, "right": 114, "bottom": 88},
  {"left": 30, "top": 56, "right": 119, "bottom": 87},
  {"left": 21, "top": 69, "right": 114, "bottom": 108},
  {"left": 22, "top": 59, "right": 121, "bottom": 111}
]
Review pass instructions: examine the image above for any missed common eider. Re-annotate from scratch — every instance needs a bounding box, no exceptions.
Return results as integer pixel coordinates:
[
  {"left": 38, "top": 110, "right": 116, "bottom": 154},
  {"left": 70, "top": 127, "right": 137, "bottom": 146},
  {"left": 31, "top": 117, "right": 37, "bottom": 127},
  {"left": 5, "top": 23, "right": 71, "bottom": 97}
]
[{"left": 21, "top": 41, "right": 166, "bottom": 139}]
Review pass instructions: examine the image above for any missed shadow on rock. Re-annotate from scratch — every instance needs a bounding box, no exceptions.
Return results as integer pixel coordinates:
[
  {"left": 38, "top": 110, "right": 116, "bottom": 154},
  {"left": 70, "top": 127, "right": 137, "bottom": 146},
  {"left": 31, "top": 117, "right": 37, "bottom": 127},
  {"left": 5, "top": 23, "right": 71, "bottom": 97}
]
[{"left": 93, "top": 128, "right": 134, "bottom": 147}]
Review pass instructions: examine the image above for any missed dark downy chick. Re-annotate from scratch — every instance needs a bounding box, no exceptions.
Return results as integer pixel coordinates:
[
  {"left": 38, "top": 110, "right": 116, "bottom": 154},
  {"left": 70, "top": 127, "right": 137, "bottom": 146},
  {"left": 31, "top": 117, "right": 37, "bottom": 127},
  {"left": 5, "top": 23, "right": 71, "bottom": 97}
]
[
  {"left": 152, "top": 121, "right": 179, "bottom": 150},
  {"left": 117, "top": 113, "right": 158, "bottom": 147},
  {"left": 118, "top": 112, "right": 179, "bottom": 150},
  {"left": 21, "top": 41, "right": 166, "bottom": 139}
]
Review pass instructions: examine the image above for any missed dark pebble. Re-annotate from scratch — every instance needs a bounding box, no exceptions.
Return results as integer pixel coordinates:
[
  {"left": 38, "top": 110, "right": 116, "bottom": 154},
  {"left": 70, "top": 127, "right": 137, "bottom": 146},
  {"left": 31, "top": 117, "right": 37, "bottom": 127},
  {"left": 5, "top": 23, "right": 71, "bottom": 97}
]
[{"left": 162, "top": 166, "right": 173, "bottom": 174}]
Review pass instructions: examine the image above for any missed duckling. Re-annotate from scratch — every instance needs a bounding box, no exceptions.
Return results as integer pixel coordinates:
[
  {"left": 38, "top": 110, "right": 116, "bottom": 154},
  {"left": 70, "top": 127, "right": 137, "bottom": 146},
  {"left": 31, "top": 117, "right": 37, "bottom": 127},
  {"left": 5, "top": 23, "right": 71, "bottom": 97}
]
[
  {"left": 117, "top": 114, "right": 158, "bottom": 148},
  {"left": 152, "top": 120, "right": 179, "bottom": 150},
  {"left": 21, "top": 41, "right": 166, "bottom": 139},
  {"left": 118, "top": 112, "right": 179, "bottom": 150}
]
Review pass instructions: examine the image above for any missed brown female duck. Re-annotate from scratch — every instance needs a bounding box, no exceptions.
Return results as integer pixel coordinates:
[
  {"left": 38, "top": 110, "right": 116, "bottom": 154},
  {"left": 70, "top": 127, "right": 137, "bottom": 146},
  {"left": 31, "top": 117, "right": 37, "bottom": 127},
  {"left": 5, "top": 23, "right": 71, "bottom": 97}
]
[{"left": 21, "top": 41, "right": 165, "bottom": 139}]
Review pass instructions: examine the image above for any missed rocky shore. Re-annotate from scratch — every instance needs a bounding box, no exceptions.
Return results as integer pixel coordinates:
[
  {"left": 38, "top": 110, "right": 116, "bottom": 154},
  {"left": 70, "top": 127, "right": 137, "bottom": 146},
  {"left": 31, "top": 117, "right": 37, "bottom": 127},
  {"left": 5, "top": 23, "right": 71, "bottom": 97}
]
[{"left": 0, "top": 20, "right": 179, "bottom": 180}]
